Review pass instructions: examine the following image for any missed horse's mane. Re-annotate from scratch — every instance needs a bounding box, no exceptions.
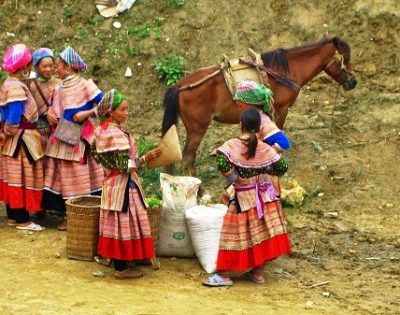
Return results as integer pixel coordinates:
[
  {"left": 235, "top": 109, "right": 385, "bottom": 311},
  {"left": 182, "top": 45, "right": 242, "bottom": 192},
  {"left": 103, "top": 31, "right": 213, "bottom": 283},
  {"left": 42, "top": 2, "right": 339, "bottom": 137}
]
[{"left": 261, "top": 37, "right": 351, "bottom": 74}]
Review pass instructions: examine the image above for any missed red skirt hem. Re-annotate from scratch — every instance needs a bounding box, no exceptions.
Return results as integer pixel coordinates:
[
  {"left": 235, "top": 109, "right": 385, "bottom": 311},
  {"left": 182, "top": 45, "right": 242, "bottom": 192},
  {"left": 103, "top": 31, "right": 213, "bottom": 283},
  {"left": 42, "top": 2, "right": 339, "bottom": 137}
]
[
  {"left": 98, "top": 237, "right": 154, "bottom": 261},
  {"left": 1, "top": 184, "right": 42, "bottom": 212},
  {"left": 0, "top": 180, "right": 4, "bottom": 201},
  {"left": 216, "top": 233, "right": 291, "bottom": 272}
]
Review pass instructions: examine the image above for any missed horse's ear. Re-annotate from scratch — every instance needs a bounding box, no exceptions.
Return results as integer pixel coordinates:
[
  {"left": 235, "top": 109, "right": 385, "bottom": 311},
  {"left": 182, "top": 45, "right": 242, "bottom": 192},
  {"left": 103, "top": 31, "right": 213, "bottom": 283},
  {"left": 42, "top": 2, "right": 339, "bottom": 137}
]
[{"left": 332, "top": 37, "right": 339, "bottom": 47}]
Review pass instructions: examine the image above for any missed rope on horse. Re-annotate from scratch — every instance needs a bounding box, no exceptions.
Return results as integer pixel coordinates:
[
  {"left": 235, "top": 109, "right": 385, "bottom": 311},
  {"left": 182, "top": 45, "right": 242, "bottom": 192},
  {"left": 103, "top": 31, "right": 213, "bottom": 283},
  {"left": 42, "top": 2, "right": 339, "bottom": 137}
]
[
  {"left": 178, "top": 69, "right": 222, "bottom": 91},
  {"left": 177, "top": 60, "right": 301, "bottom": 92}
]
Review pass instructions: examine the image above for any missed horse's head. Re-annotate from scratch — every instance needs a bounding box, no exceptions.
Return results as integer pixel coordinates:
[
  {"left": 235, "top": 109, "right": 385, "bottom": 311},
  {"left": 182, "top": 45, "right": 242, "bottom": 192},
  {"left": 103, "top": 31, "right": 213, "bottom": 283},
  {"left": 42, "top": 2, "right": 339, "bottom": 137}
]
[{"left": 324, "top": 38, "right": 357, "bottom": 90}]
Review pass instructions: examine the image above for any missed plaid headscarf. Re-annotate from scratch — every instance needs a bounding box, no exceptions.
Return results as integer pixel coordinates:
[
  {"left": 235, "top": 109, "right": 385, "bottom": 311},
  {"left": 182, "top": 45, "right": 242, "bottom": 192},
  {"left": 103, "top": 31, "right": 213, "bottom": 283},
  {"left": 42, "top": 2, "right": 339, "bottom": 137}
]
[
  {"left": 2, "top": 43, "right": 32, "bottom": 73},
  {"left": 97, "top": 89, "right": 126, "bottom": 123},
  {"left": 59, "top": 46, "right": 87, "bottom": 71},
  {"left": 234, "top": 80, "right": 274, "bottom": 116},
  {"left": 33, "top": 48, "right": 54, "bottom": 66}
]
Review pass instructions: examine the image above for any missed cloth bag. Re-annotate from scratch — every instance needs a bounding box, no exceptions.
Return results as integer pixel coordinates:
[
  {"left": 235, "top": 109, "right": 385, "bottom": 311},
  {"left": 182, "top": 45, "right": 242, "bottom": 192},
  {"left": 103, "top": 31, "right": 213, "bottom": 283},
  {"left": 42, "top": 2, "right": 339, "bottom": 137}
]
[
  {"left": 157, "top": 173, "right": 201, "bottom": 257},
  {"left": 185, "top": 204, "right": 228, "bottom": 273},
  {"left": 53, "top": 117, "right": 82, "bottom": 146},
  {"left": 51, "top": 84, "right": 82, "bottom": 146}
]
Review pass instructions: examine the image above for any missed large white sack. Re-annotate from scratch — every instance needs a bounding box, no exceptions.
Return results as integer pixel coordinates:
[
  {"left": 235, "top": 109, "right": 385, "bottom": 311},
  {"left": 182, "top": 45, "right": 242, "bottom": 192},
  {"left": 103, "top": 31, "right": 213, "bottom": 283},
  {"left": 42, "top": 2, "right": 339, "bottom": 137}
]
[
  {"left": 185, "top": 204, "right": 228, "bottom": 273},
  {"left": 157, "top": 173, "right": 201, "bottom": 257}
]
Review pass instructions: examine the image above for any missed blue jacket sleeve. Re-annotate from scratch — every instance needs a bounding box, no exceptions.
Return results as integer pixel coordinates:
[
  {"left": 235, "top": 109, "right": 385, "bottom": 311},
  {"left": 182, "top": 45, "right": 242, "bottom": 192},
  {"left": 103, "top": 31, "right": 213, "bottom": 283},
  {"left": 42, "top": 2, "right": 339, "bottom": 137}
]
[
  {"left": 90, "top": 92, "right": 104, "bottom": 107},
  {"left": 6, "top": 101, "right": 24, "bottom": 125},
  {"left": 63, "top": 92, "right": 104, "bottom": 122},
  {"left": 264, "top": 131, "right": 291, "bottom": 151},
  {"left": 1, "top": 106, "right": 10, "bottom": 122}
]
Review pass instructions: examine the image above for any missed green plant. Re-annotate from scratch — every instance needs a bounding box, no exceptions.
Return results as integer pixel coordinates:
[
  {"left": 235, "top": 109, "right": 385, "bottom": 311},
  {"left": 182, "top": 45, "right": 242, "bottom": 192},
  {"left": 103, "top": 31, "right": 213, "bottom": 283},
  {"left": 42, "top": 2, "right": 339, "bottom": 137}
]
[
  {"left": 128, "top": 25, "right": 151, "bottom": 38},
  {"left": 165, "top": 0, "right": 185, "bottom": 9},
  {"left": 44, "top": 23, "right": 56, "bottom": 33},
  {"left": 88, "top": 15, "right": 102, "bottom": 26},
  {"left": 64, "top": 7, "right": 74, "bottom": 19},
  {"left": 145, "top": 196, "right": 162, "bottom": 209},
  {"left": 155, "top": 55, "right": 187, "bottom": 86},
  {"left": 153, "top": 17, "right": 165, "bottom": 27},
  {"left": 127, "top": 47, "right": 140, "bottom": 57},
  {"left": 137, "top": 138, "right": 161, "bottom": 198},
  {"left": 154, "top": 29, "right": 162, "bottom": 40},
  {"left": 108, "top": 43, "right": 119, "bottom": 56},
  {"left": 137, "top": 137, "right": 157, "bottom": 157},
  {"left": 74, "top": 24, "right": 87, "bottom": 40}
]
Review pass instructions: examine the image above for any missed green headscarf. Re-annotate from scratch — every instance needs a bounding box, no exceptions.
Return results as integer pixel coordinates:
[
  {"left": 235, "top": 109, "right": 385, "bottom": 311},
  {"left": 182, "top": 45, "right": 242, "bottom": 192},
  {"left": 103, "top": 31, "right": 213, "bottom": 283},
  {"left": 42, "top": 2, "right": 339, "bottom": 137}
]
[{"left": 97, "top": 89, "right": 126, "bottom": 123}]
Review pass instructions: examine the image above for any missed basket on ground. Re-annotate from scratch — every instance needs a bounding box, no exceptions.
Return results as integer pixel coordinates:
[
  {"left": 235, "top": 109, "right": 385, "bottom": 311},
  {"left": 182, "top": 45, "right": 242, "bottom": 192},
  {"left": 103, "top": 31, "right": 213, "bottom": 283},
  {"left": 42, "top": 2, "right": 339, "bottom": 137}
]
[
  {"left": 148, "top": 207, "right": 161, "bottom": 249},
  {"left": 147, "top": 207, "right": 161, "bottom": 269},
  {"left": 66, "top": 196, "right": 101, "bottom": 261}
]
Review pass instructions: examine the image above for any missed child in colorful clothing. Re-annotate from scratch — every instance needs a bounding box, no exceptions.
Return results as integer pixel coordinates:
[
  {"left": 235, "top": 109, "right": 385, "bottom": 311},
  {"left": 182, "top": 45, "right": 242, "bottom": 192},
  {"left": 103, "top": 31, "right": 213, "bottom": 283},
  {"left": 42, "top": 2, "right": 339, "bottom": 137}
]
[
  {"left": 44, "top": 46, "right": 104, "bottom": 231},
  {"left": 0, "top": 44, "right": 45, "bottom": 231},
  {"left": 92, "top": 89, "right": 161, "bottom": 279},
  {"left": 203, "top": 108, "right": 291, "bottom": 286}
]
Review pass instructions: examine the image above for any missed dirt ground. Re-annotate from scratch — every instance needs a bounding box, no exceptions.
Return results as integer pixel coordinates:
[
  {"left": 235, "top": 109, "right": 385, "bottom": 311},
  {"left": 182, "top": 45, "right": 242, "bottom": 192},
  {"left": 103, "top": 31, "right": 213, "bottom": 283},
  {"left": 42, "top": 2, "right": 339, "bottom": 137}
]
[{"left": 0, "top": 0, "right": 400, "bottom": 314}]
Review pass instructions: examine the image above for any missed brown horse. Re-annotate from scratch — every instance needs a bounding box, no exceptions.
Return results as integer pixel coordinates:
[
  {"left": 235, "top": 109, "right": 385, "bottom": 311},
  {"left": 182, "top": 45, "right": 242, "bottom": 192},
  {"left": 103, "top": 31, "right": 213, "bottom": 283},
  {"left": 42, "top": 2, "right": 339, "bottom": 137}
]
[{"left": 162, "top": 37, "right": 357, "bottom": 175}]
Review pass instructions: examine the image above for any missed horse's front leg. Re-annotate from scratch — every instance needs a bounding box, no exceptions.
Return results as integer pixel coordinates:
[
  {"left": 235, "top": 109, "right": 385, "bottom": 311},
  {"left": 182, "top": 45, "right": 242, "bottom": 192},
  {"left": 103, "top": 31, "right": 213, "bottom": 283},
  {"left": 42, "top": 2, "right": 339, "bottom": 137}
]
[{"left": 274, "top": 105, "right": 289, "bottom": 130}]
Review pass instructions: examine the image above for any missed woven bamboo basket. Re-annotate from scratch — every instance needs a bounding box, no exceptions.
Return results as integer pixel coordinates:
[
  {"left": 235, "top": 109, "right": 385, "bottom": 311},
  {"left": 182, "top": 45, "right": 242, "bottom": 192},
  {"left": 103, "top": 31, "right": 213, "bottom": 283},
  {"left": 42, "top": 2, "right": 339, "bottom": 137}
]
[
  {"left": 147, "top": 207, "right": 162, "bottom": 269},
  {"left": 66, "top": 196, "right": 101, "bottom": 261}
]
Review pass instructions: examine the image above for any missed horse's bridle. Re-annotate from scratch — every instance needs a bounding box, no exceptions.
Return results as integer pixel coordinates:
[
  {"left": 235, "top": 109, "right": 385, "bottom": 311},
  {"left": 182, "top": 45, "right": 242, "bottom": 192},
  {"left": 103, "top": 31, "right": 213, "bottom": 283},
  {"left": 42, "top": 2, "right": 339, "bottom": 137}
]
[{"left": 325, "top": 50, "right": 354, "bottom": 75}]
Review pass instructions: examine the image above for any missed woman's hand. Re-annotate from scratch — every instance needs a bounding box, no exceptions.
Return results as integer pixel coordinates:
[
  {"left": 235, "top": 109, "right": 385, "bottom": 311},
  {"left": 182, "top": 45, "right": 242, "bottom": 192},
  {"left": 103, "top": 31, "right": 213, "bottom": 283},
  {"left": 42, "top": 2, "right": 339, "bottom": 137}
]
[
  {"left": 73, "top": 109, "right": 94, "bottom": 123},
  {"left": 145, "top": 147, "right": 162, "bottom": 162},
  {"left": 47, "top": 108, "right": 58, "bottom": 125},
  {"left": 272, "top": 144, "right": 283, "bottom": 154}
]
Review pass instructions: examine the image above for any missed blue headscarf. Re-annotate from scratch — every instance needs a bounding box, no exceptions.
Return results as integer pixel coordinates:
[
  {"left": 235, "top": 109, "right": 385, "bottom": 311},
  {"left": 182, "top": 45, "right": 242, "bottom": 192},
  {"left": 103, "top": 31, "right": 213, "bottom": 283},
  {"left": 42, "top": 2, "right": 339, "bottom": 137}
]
[{"left": 33, "top": 48, "right": 54, "bottom": 66}]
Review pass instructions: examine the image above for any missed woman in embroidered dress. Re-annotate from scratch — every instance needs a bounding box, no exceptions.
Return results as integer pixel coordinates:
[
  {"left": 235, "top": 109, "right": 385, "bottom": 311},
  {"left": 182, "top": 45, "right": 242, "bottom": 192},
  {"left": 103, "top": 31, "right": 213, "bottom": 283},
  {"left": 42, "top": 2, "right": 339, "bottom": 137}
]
[
  {"left": 0, "top": 44, "right": 44, "bottom": 231},
  {"left": 221, "top": 80, "right": 291, "bottom": 204},
  {"left": 44, "top": 46, "right": 104, "bottom": 231},
  {"left": 92, "top": 89, "right": 161, "bottom": 279},
  {"left": 29, "top": 48, "right": 61, "bottom": 151},
  {"left": 203, "top": 108, "right": 291, "bottom": 286}
]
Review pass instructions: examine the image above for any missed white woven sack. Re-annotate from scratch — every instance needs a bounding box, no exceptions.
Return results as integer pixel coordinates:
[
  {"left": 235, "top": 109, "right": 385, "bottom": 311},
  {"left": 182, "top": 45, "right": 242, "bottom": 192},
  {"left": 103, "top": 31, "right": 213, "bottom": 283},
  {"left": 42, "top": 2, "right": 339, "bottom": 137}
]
[
  {"left": 157, "top": 173, "right": 201, "bottom": 257},
  {"left": 185, "top": 204, "right": 228, "bottom": 273}
]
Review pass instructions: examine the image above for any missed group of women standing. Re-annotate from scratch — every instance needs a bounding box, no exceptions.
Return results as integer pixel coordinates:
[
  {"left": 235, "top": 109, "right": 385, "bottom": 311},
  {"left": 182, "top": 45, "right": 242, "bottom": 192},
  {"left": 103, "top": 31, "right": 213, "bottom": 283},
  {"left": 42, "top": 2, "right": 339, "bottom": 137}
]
[
  {"left": 0, "top": 44, "right": 102, "bottom": 231},
  {"left": 0, "top": 43, "right": 292, "bottom": 283},
  {"left": 0, "top": 43, "right": 159, "bottom": 279}
]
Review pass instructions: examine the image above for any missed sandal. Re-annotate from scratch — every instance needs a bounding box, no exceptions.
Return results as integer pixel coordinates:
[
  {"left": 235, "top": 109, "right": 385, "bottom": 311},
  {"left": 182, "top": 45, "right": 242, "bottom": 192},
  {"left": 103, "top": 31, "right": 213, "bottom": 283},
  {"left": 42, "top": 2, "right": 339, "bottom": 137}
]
[
  {"left": 245, "top": 270, "right": 265, "bottom": 284},
  {"left": 114, "top": 269, "right": 143, "bottom": 280},
  {"left": 202, "top": 274, "right": 233, "bottom": 287},
  {"left": 16, "top": 222, "right": 45, "bottom": 232},
  {"left": 57, "top": 219, "right": 67, "bottom": 231},
  {"left": 94, "top": 256, "right": 113, "bottom": 267}
]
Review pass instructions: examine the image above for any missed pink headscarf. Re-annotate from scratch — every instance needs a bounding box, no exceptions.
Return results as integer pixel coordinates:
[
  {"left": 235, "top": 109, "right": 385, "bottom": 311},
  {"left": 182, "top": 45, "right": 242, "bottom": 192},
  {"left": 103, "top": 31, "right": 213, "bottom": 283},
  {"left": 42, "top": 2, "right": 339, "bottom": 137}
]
[{"left": 2, "top": 44, "right": 32, "bottom": 73}]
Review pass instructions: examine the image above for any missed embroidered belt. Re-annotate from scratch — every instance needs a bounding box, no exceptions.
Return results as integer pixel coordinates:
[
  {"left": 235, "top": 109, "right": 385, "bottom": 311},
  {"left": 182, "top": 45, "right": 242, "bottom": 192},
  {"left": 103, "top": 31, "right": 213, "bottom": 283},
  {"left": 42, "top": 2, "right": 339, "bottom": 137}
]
[
  {"left": 235, "top": 182, "right": 276, "bottom": 219},
  {"left": 18, "top": 121, "right": 38, "bottom": 130},
  {"left": 104, "top": 169, "right": 121, "bottom": 180}
]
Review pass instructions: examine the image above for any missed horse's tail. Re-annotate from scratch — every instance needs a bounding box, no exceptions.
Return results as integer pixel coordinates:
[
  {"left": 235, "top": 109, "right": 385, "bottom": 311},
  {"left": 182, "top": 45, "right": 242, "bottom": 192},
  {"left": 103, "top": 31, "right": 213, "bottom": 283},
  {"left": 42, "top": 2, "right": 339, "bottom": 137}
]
[{"left": 162, "top": 86, "right": 180, "bottom": 136}]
